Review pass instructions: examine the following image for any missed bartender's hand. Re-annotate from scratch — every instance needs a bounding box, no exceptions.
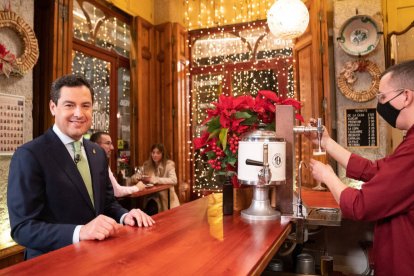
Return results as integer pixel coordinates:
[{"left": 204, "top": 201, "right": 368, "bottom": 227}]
[
  {"left": 309, "top": 159, "right": 349, "bottom": 203},
  {"left": 306, "top": 118, "right": 331, "bottom": 149},
  {"left": 309, "top": 159, "right": 335, "bottom": 184},
  {"left": 79, "top": 214, "right": 122, "bottom": 241},
  {"left": 124, "top": 208, "right": 155, "bottom": 227}
]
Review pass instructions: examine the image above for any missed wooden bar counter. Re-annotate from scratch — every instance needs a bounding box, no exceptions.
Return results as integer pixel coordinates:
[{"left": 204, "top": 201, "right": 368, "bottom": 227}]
[
  {"left": 301, "top": 188, "right": 339, "bottom": 209},
  {"left": 1, "top": 194, "right": 291, "bottom": 275}
]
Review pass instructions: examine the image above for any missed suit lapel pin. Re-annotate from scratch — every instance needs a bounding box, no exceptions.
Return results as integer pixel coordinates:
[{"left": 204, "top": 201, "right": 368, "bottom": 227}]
[{"left": 93, "top": 149, "right": 96, "bottom": 154}]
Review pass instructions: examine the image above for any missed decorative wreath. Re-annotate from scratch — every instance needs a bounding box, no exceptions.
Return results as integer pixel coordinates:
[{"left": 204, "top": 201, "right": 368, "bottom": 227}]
[
  {"left": 337, "top": 59, "right": 381, "bottom": 102},
  {"left": 0, "top": 11, "right": 39, "bottom": 77}
]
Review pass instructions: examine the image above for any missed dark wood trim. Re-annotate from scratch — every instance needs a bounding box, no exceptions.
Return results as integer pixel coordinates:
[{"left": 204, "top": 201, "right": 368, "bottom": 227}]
[{"left": 0, "top": 244, "right": 24, "bottom": 269}]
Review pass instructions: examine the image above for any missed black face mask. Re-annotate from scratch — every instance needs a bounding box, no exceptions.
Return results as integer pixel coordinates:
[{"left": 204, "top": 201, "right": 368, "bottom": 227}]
[{"left": 376, "top": 91, "right": 405, "bottom": 128}]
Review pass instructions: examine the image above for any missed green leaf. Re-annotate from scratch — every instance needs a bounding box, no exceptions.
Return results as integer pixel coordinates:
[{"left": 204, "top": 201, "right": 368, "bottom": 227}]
[
  {"left": 264, "top": 123, "right": 275, "bottom": 131},
  {"left": 235, "top": 111, "right": 252, "bottom": 119},
  {"left": 219, "top": 128, "right": 228, "bottom": 150},
  {"left": 207, "top": 116, "right": 221, "bottom": 133},
  {"left": 206, "top": 151, "right": 216, "bottom": 160},
  {"left": 242, "top": 114, "right": 258, "bottom": 125},
  {"left": 208, "top": 128, "right": 220, "bottom": 139},
  {"left": 226, "top": 156, "right": 237, "bottom": 166}
]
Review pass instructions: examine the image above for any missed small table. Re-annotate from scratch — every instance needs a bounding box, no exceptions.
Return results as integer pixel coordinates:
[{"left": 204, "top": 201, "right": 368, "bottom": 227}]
[{"left": 120, "top": 184, "right": 173, "bottom": 210}]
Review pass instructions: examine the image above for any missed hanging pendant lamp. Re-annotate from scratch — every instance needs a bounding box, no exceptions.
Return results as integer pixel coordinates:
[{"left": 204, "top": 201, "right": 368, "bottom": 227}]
[{"left": 267, "top": 0, "right": 310, "bottom": 40}]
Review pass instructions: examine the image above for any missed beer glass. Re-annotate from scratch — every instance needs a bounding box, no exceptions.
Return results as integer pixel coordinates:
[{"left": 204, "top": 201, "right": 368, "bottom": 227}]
[
  {"left": 312, "top": 149, "right": 327, "bottom": 191},
  {"left": 320, "top": 255, "right": 334, "bottom": 276}
]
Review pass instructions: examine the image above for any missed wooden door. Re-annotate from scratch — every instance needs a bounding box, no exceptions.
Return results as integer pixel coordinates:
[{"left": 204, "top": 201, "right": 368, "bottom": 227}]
[{"left": 294, "top": 0, "right": 332, "bottom": 187}]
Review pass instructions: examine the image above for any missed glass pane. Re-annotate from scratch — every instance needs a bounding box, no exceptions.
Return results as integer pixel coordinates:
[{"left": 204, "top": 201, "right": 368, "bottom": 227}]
[
  {"left": 71, "top": 50, "right": 111, "bottom": 136},
  {"left": 72, "top": 0, "right": 130, "bottom": 57},
  {"left": 73, "top": 0, "right": 90, "bottom": 41},
  {"left": 256, "top": 33, "right": 293, "bottom": 60},
  {"left": 96, "top": 18, "right": 131, "bottom": 57},
  {"left": 192, "top": 74, "right": 224, "bottom": 192},
  {"left": 117, "top": 67, "right": 131, "bottom": 174},
  {"left": 192, "top": 33, "right": 250, "bottom": 66},
  {"left": 232, "top": 69, "right": 279, "bottom": 97}
]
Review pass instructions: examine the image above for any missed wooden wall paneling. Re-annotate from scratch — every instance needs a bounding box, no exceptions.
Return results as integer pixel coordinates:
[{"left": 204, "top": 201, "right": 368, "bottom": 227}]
[
  {"left": 173, "top": 23, "right": 190, "bottom": 203},
  {"left": 155, "top": 23, "right": 174, "bottom": 160},
  {"left": 295, "top": 37, "right": 314, "bottom": 187},
  {"left": 294, "top": 0, "right": 330, "bottom": 187},
  {"left": 135, "top": 17, "right": 157, "bottom": 164},
  {"left": 320, "top": 0, "right": 333, "bottom": 137}
]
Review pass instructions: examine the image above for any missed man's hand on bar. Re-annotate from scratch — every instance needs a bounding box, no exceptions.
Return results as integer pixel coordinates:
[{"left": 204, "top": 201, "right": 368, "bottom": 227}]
[{"left": 124, "top": 208, "right": 155, "bottom": 227}]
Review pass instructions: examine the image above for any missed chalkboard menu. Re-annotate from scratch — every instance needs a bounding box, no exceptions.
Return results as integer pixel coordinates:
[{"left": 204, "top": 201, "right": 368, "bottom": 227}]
[{"left": 346, "top": 108, "right": 378, "bottom": 147}]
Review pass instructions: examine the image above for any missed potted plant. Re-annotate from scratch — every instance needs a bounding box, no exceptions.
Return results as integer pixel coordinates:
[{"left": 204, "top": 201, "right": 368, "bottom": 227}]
[{"left": 193, "top": 90, "right": 302, "bottom": 210}]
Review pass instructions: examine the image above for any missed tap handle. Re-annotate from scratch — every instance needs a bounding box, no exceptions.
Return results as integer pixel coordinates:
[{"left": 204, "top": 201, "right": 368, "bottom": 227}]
[
  {"left": 245, "top": 159, "right": 263, "bottom": 166},
  {"left": 263, "top": 143, "right": 268, "bottom": 166},
  {"left": 316, "top": 118, "right": 323, "bottom": 152}
]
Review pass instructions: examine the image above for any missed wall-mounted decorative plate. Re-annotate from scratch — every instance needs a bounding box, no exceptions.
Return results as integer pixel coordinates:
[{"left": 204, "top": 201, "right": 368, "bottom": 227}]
[{"left": 337, "top": 15, "right": 380, "bottom": 56}]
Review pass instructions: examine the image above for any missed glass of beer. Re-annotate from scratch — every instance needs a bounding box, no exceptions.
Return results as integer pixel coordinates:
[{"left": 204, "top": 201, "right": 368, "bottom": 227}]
[
  {"left": 312, "top": 149, "right": 327, "bottom": 191},
  {"left": 320, "top": 255, "right": 334, "bottom": 276}
]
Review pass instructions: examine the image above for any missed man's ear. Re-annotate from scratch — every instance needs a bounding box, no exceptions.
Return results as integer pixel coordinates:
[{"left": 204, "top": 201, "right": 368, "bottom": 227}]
[
  {"left": 49, "top": 100, "right": 56, "bottom": 116},
  {"left": 405, "top": 89, "right": 414, "bottom": 107}
]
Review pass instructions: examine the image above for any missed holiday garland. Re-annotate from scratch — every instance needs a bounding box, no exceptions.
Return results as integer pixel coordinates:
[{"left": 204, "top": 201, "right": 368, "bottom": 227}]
[
  {"left": 337, "top": 59, "right": 381, "bottom": 102},
  {"left": 0, "top": 10, "right": 39, "bottom": 77}
]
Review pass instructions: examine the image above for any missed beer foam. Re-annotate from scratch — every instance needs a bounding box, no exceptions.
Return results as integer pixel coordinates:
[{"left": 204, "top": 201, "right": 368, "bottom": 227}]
[{"left": 313, "top": 151, "right": 326, "bottom": 156}]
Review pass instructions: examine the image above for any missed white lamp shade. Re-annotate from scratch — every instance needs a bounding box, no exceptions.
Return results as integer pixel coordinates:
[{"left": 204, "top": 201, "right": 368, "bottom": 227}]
[{"left": 267, "top": 0, "right": 310, "bottom": 40}]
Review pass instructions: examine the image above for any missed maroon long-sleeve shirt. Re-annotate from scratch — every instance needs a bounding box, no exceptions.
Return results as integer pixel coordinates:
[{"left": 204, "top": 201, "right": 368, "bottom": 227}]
[{"left": 340, "top": 126, "right": 414, "bottom": 276}]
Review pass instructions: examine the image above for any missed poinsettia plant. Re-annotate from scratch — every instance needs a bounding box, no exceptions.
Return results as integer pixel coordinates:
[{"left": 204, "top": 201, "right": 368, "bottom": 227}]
[{"left": 193, "top": 90, "right": 303, "bottom": 187}]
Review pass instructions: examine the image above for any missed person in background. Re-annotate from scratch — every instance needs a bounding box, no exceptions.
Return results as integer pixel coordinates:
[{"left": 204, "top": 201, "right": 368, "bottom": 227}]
[
  {"left": 141, "top": 143, "right": 180, "bottom": 211},
  {"left": 7, "top": 74, "right": 154, "bottom": 260},
  {"left": 307, "top": 60, "right": 414, "bottom": 276},
  {"left": 89, "top": 131, "right": 146, "bottom": 197}
]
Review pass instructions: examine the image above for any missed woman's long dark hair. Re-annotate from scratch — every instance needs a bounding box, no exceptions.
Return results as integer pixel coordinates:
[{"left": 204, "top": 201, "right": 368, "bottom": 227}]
[{"left": 145, "top": 143, "right": 168, "bottom": 174}]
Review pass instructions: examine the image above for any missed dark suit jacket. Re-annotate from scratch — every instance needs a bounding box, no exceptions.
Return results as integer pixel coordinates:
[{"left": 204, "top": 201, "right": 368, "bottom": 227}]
[{"left": 7, "top": 128, "right": 128, "bottom": 259}]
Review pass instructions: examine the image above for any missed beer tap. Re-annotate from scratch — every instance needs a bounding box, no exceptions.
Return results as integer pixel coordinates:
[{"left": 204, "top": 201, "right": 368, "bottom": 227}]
[{"left": 293, "top": 117, "right": 324, "bottom": 152}]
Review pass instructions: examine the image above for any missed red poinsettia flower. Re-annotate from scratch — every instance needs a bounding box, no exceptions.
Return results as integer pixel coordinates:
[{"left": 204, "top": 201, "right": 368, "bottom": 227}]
[
  {"left": 193, "top": 90, "right": 303, "bottom": 187},
  {"left": 0, "top": 43, "right": 18, "bottom": 78},
  {"left": 0, "top": 43, "right": 7, "bottom": 56}
]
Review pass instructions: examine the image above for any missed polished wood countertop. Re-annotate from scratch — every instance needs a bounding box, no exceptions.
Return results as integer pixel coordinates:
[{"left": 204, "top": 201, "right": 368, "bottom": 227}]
[
  {"left": 301, "top": 188, "right": 339, "bottom": 209},
  {"left": 127, "top": 184, "right": 173, "bottom": 198},
  {"left": 1, "top": 194, "right": 291, "bottom": 276}
]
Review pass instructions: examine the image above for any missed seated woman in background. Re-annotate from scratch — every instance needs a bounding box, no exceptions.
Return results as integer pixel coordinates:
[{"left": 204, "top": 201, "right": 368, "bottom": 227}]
[{"left": 141, "top": 143, "right": 180, "bottom": 211}]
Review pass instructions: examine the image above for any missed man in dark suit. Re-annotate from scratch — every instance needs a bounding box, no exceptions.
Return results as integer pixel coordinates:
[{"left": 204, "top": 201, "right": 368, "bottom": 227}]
[{"left": 7, "top": 74, "right": 155, "bottom": 259}]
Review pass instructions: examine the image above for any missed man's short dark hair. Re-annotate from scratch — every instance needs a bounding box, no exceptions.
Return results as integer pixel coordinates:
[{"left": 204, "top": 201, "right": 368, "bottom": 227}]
[
  {"left": 50, "top": 74, "right": 94, "bottom": 105},
  {"left": 90, "top": 131, "right": 109, "bottom": 143},
  {"left": 382, "top": 60, "right": 414, "bottom": 89}
]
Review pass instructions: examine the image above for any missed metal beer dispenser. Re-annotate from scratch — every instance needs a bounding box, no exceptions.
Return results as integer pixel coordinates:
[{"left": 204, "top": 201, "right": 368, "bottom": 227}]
[{"left": 237, "top": 128, "right": 286, "bottom": 220}]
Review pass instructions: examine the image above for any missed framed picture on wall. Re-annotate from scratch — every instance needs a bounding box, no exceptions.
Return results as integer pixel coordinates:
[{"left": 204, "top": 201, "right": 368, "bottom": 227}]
[{"left": 0, "top": 93, "right": 25, "bottom": 155}]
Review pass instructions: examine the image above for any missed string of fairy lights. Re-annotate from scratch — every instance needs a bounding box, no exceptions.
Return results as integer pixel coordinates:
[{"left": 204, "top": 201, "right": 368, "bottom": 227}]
[
  {"left": 72, "top": 1, "right": 130, "bottom": 57},
  {"left": 184, "top": 0, "right": 275, "bottom": 30},
  {"left": 185, "top": 1, "right": 297, "bottom": 195}
]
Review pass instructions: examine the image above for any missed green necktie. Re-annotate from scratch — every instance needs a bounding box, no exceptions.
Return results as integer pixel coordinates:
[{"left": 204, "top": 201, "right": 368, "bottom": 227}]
[{"left": 73, "top": 141, "right": 94, "bottom": 207}]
